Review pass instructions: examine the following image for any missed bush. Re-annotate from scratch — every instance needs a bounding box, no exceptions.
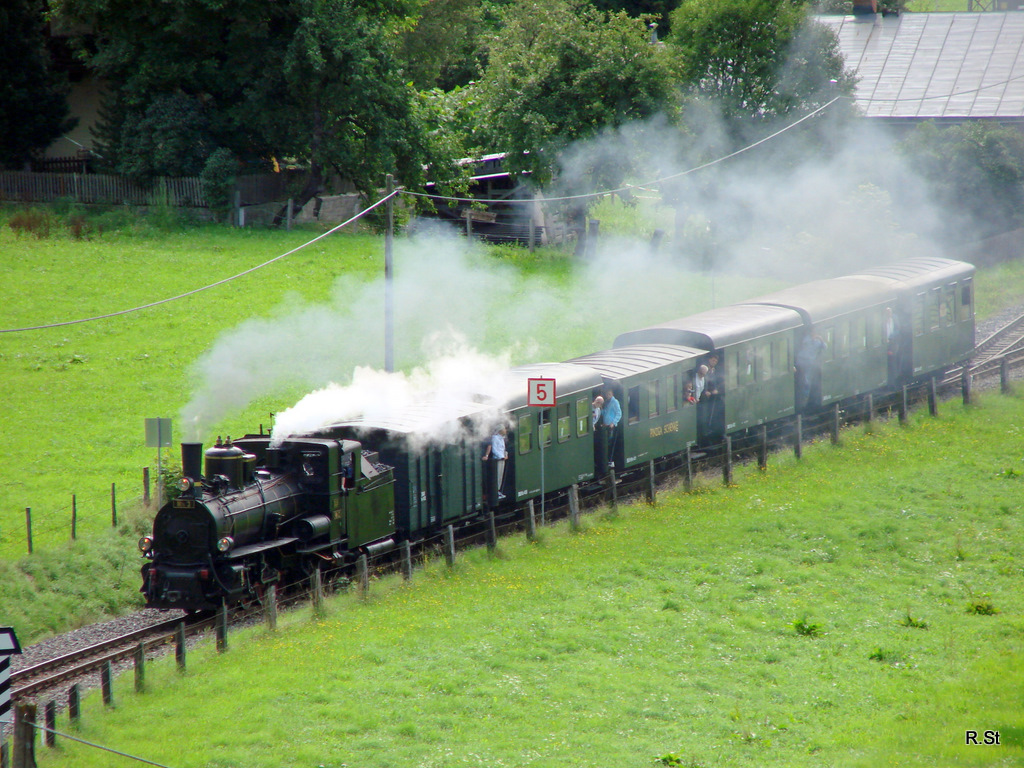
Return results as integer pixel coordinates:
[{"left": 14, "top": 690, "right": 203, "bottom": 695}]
[{"left": 200, "top": 148, "right": 240, "bottom": 220}]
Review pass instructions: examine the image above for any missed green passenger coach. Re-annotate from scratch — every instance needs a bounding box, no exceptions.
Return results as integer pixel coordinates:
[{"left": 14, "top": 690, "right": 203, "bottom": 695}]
[{"left": 569, "top": 344, "right": 705, "bottom": 470}]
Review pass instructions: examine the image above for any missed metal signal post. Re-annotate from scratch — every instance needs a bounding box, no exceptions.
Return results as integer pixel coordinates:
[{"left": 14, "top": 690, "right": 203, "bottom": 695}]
[{"left": 527, "top": 378, "right": 556, "bottom": 525}]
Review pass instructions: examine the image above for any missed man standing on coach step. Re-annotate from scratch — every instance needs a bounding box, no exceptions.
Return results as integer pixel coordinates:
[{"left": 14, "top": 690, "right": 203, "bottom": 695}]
[{"left": 601, "top": 386, "right": 622, "bottom": 467}]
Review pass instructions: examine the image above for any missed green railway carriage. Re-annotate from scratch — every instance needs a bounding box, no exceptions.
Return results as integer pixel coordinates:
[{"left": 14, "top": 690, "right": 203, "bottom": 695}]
[
  {"left": 613, "top": 305, "right": 805, "bottom": 439},
  {"left": 746, "top": 277, "right": 900, "bottom": 408},
  {"left": 568, "top": 345, "right": 705, "bottom": 470},
  {"left": 850, "top": 258, "right": 975, "bottom": 380},
  {"left": 326, "top": 401, "right": 495, "bottom": 539},
  {"left": 491, "top": 363, "right": 605, "bottom": 502}
]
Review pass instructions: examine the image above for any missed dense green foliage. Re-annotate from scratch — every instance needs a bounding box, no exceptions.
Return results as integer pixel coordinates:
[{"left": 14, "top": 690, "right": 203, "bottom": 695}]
[
  {"left": 899, "top": 121, "right": 1024, "bottom": 241},
  {"left": 52, "top": 0, "right": 446, "bottom": 199},
  {"left": 668, "top": 0, "right": 856, "bottom": 135},
  {"left": 471, "top": 0, "right": 678, "bottom": 189},
  {"left": 0, "top": 0, "right": 74, "bottom": 169},
  {"left": 34, "top": 394, "right": 1024, "bottom": 767}
]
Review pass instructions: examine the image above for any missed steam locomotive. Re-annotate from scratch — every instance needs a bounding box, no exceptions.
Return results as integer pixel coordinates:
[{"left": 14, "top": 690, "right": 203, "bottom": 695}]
[{"left": 140, "top": 257, "right": 975, "bottom": 612}]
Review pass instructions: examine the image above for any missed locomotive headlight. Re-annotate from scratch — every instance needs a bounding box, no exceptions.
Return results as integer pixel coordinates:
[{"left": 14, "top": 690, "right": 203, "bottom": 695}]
[
  {"left": 216, "top": 536, "right": 234, "bottom": 553},
  {"left": 138, "top": 536, "right": 154, "bottom": 554},
  {"left": 178, "top": 477, "right": 193, "bottom": 492}
]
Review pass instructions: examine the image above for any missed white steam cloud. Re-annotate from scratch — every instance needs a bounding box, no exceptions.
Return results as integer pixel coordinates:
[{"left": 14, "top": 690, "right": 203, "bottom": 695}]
[{"left": 181, "top": 93, "right": 951, "bottom": 445}]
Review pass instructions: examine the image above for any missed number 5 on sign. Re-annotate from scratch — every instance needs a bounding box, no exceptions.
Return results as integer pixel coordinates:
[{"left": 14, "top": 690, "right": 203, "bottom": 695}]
[{"left": 528, "top": 377, "right": 556, "bottom": 407}]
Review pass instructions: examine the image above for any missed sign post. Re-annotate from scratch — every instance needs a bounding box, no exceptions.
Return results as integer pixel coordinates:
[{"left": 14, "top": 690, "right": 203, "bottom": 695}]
[
  {"left": 1, "top": 627, "right": 22, "bottom": 731},
  {"left": 145, "top": 418, "right": 173, "bottom": 508},
  {"left": 527, "top": 378, "right": 556, "bottom": 525}
]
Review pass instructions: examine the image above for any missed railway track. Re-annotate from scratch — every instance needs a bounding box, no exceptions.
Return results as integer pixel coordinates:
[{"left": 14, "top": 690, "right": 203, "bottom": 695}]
[{"left": 10, "top": 615, "right": 197, "bottom": 703}]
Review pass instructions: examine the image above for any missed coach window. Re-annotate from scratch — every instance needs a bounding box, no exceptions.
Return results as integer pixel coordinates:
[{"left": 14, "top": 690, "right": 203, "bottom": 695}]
[
  {"left": 540, "top": 410, "right": 553, "bottom": 448},
  {"left": 867, "top": 312, "right": 879, "bottom": 348},
  {"left": 727, "top": 350, "right": 739, "bottom": 389},
  {"left": 667, "top": 374, "right": 680, "bottom": 413},
  {"left": 648, "top": 380, "right": 661, "bottom": 418},
  {"left": 913, "top": 294, "right": 925, "bottom": 336},
  {"left": 576, "top": 397, "right": 589, "bottom": 437},
  {"left": 756, "top": 344, "right": 771, "bottom": 381},
  {"left": 961, "top": 280, "right": 973, "bottom": 320},
  {"left": 821, "top": 327, "right": 835, "bottom": 361},
  {"left": 836, "top": 321, "right": 849, "bottom": 359},
  {"left": 930, "top": 287, "right": 942, "bottom": 331},
  {"left": 941, "top": 285, "right": 955, "bottom": 327},
  {"left": 557, "top": 403, "right": 572, "bottom": 443},
  {"left": 627, "top": 385, "right": 641, "bottom": 425},
  {"left": 853, "top": 316, "right": 866, "bottom": 351},
  {"left": 517, "top": 414, "right": 532, "bottom": 455}
]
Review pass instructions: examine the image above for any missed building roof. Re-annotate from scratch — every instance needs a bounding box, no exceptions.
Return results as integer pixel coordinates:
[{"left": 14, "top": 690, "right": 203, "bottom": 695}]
[{"left": 819, "top": 12, "right": 1024, "bottom": 121}]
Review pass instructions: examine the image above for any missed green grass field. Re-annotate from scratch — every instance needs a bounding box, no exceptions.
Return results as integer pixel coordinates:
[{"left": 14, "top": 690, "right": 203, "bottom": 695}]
[
  {"left": 1, "top": 199, "right": 1022, "bottom": 645},
  {"left": 32, "top": 393, "right": 1024, "bottom": 768}
]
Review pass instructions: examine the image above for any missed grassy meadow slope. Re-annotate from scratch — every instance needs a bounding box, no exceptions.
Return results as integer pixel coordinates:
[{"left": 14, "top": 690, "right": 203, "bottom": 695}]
[
  {"left": 0, "top": 202, "right": 786, "bottom": 641},
  {"left": 35, "top": 394, "right": 1024, "bottom": 768}
]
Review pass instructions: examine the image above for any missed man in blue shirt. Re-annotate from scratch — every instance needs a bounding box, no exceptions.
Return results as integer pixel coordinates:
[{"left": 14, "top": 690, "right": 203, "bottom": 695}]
[
  {"left": 601, "top": 387, "right": 622, "bottom": 467},
  {"left": 483, "top": 425, "right": 508, "bottom": 501}
]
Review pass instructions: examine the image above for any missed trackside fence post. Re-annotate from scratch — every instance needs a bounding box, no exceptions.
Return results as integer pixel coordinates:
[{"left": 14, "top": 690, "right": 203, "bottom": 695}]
[
  {"left": 12, "top": 703, "right": 35, "bottom": 768},
  {"left": 101, "top": 661, "right": 113, "bottom": 707},
  {"left": 928, "top": 377, "right": 938, "bottom": 416},
  {"left": 569, "top": 484, "right": 581, "bottom": 531},
  {"left": 175, "top": 622, "right": 186, "bottom": 671},
  {"left": 646, "top": 461, "right": 657, "bottom": 504},
  {"left": 831, "top": 404, "right": 840, "bottom": 444},
  {"left": 24, "top": 510, "right": 31, "bottom": 555},
  {"left": 962, "top": 368, "right": 972, "bottom": 405},
  {"left": 685, "top": 446, "right": 693, "bottom": 491},
  {"left": 723, "top": 437, "right": 733, "bottom": 486},
  {"left": 1000, "top": 358, "right": 1010, "bottom": 394},
  {"left": 67, "top": 685, "right": 80, "bottom": 726},
  {"left": 865, "top": 393, "right": 874, "bottom": 425},
  {"left": 444, "top": 525, "right": 455, "bottom": 568},
  {"left": 357, "top": 555, "right": 369, "bottom": 599},
  {"left": 794, "top": 416, "right": 803, "bottom": 460},
  {"left": 134, "top": 642, "right": 145, "bottom": 692},
  {"left": 217, "top": 601, "right": 230, "bottom": 650},
  {"left": 486, "top": 510, "right": 497, "bottom": 551},
  {"left": 758, "top": 425, "right": 768, "bottom": 470},
  {"left": 607, "top": 468, "right": 618, "bottom": 514},
  {"left": 111, "top": 483, "right": 117, "bottom": 528},
  {"left": 899, "top": 386, "right": 908, "bottom": 423},
  {"left": 266, "top": 583, "right": 278, "bottom": 629},
  {"left": 71, "top": 495, "right": 76, "bottom": 541},
  {"left": 527, "top": 500, "right": 537, "bottom": 541},
  {"left": 43, "top": 703, "right": 55, "bottom": 748},
  {"left": 143, "top": 467, "right": 150, "bottom": 506},
  {"left": 402, "top": 541, "right": 413, "bottom": 581}
]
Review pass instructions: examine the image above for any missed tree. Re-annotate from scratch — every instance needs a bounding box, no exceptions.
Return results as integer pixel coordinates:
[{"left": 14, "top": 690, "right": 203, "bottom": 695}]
[
  {"left": 471, "top": 0, "right": 676, "bottom": 190},
  {"left": 899, "top": 121, "right": 1024, "bottom": 241},
  {"left": 668, "top": 0, "right": 855, "bottom": 136},
  {"left": 52, "top": 0, "right": 447, "bottom": 210},
  {"left": 0, "top": 0, "right": 74, "bottom": 169}
]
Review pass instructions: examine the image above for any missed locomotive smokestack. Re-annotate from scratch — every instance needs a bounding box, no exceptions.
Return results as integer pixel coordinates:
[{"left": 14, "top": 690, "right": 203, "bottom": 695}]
[{"left": 181, "top": 442, "right": 204, "bottom": 481}]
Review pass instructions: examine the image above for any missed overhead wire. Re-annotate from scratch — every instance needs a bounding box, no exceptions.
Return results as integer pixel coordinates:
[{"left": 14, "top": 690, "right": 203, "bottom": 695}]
[
  {"left": 398, "top": 95, "right": 843, "bottom": 206},
  {"left": 1, "top": 93, "right": 847, "bottom": 334},
  {"left": 0, "top": 191, "right": 399, "bottom": 334},
  {"left": 32, "top": 722, "right": 179, "bottom": 768}
]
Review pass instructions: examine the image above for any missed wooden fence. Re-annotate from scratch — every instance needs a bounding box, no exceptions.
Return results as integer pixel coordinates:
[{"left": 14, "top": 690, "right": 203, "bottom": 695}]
[
  {"left": 0, "top": 172, "right": 207, "bottom": 207},
  {"left": 0, "top": 170, "right": 307, "bottom": 209}
]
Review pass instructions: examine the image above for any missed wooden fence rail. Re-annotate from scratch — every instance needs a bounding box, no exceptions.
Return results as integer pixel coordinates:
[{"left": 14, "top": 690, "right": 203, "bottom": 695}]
[{"left": 0, "top": 172, "right": 207, "bottom": 207}]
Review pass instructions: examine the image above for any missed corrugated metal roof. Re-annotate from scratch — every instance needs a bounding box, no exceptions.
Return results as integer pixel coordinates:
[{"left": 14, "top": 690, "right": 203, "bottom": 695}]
[
  {"left": 614, "top": 304, "right": 804, "bottom": 351},
  {"left": 569, "top": 344, "right": 707, "bottom": 379},
  {"left": 819, "top": 13, "right": 1024, "bottom": 119}
]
